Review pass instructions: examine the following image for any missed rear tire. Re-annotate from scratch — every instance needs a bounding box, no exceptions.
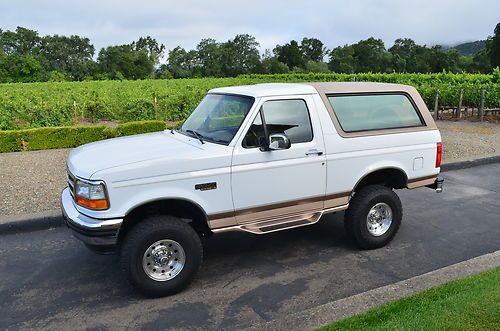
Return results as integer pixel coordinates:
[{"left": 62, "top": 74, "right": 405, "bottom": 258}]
[
  {"left": 344, "top": 185, "right": 402, "bottom": 249},
  {"left": 120, "top": 215, "right": 203, "bottom": 297}
]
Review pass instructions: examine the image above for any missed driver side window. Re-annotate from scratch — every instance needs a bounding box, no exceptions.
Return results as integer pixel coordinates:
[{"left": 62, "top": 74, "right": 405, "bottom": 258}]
[{"left": 243, "top": 99, "right": 313, "bottom": 148}]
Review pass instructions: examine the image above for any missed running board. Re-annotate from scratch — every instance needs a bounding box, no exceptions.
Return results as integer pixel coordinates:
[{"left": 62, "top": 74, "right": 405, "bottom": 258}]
[
  {"left": 212, "top": 204, "right": 348, "bottom": 235},
  {"left": 240, "top": 212, "right": 322, "bottom": 234}
]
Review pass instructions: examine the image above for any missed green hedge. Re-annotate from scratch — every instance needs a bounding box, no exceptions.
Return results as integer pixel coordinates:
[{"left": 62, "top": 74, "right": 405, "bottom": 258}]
[{"left": 0, "top": 120, "right": 168, "bottom": 153}]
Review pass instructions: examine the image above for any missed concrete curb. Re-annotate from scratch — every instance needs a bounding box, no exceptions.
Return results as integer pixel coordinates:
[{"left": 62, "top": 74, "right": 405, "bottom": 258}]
[
  {"left": 251, "top": 250, "right": 500, "bottom": 331},
  {"left": 440, "top": 155, "right": 500, "bottom": 172},
  {"left": 0, "top": 210, "right": 63, "bottom": 235},
  {"left": 0, "top": 156, "right": 499, "bottom": 235}
]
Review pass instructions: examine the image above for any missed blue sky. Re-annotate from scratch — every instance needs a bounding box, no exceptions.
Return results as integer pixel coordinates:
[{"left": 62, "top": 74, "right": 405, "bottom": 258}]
[{"left": 1, "top": 0, "right": 498, "bottom": 54}]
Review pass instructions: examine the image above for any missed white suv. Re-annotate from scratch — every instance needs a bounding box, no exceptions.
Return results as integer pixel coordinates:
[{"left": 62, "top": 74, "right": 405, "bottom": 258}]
[{"left": 62, "top": 82, "right": 443, "bottom": 296}]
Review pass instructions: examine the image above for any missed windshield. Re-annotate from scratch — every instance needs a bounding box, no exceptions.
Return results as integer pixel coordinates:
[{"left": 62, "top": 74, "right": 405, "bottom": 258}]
[{"left": 180, "top": 94, "right": 255, "bottom": 145}]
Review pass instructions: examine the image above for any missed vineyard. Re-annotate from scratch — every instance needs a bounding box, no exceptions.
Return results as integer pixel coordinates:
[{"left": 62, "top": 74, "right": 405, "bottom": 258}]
[{"left": 1, "top": 71, "right": 499, "bottom": 130}]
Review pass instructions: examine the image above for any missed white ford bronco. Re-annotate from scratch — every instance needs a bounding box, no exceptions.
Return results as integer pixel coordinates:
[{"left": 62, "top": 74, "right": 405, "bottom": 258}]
[{"left": 62, "top": 82, "right": 444, "bottom": 296}]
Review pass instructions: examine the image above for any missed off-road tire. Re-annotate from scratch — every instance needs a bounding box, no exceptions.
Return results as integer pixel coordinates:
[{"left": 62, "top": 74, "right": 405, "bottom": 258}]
[
  {"left": 344, "top": 185, "right": 402, "bottom": 249},
  {"left": 120, "top": 215, "right": 203, "bottom": 297}
]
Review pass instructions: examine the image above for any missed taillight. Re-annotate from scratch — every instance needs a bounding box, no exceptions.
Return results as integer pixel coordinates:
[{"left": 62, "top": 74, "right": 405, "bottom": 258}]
[{"left": 436, "top": 142, "right": 442, "bottom": 168}]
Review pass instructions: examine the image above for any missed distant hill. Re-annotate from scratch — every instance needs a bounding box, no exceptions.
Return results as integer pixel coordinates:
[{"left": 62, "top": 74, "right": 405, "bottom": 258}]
[{"left": 450, "top": 40, "right": 486, "bottom": 56}]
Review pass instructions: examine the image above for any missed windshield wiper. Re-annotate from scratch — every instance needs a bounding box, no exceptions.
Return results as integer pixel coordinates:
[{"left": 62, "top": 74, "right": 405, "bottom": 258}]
[{"left": 185, "top": 129, "right": 205, "bottom": 144}]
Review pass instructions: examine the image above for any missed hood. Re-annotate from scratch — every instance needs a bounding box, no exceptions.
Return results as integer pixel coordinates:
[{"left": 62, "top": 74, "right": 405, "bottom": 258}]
[{"left": 67, "top": 131, "right": 204, "bottom": 179}]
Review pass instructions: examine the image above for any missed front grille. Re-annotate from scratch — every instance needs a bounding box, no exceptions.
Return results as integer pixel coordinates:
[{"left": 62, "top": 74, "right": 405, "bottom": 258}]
[{"left": 67, "top": 170, "right": 76, "bottom": 199}]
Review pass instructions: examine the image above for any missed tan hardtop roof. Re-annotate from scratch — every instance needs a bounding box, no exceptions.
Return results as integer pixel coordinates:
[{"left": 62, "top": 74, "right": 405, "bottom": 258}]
[
  {"left": 306, "top": 82, "right": 418, "bottom": 95},
  {"left": 308, "top": 82, "right": 437, "bottom": 136}
]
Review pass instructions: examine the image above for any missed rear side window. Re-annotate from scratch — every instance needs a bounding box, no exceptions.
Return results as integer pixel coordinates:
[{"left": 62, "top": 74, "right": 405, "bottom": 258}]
[{"left": 327, "top": 94, "right": 423, "bottom": 132}]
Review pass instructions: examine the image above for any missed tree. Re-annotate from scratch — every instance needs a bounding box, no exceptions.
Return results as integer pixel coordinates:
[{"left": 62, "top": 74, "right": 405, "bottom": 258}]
[
  {"left": 220, "top": 34, "right": 260, "bottom": 76},
  {"left": 39, "top": 35, "right": 96, "bottom": 80},
  {"left": 0, "top": 53, "right": 43, "bottom": 82},
  {"left": 274, "top": 40, "right": 305, "bottom": 70},
  {"left": 329, "top": 38, "right": 392, "bottom": 73},
  {"left": 132, "top": 36, "right": 165, "bottom": 66},
  {"left": 97, "top": 44, "right": 153, "bottom": 80},
  {"left": 487, "top": 22, "right": 500, "bottom": 68},
  {"left": 301, "top": 37, "right": 327, "bottom": 62},
  {"left": 389, "top": 38, "right": 432, "bottom": 73},
  {"left": 427, "top": 46, "right": 461, "bottom": 72},
  {"left": 328, "top": 45, "right": 356, "bottom": 73},
  {"left": 166, "top": 46, "right": 198, "bottom": 78},
  {"left": 0, "top": 27, "right": 40, "bottom": 55},
  {"left": 259, "top": 50, "right": 290, "bottom": 74},
  {"left": 304, "top": 60, "right": 329, "bottom": 73},
  {"left": 470, "top": 49, "right": 491, "bottom": 73},
  {"left": 351, "top": 38, "right": 392, "bottom": 72},
  {"left": 196, "top": 38, "right": 222, "bottom": 77}
]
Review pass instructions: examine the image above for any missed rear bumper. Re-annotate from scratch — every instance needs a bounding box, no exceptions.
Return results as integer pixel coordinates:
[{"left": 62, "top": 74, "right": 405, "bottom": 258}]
[
  {"left": 61, "top": 188, "right": 122, "bottom": 251},
  {"left": 426, "top": 177, "right": 444, "bottom": 193}
]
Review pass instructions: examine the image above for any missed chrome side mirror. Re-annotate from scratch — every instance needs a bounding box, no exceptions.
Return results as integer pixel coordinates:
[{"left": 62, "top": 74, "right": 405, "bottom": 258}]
[{"left": 268, "top": 133, "right": 291, "bottom": 150}]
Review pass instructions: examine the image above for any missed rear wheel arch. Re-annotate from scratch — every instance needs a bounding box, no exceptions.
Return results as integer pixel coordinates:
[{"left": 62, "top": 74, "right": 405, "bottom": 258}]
[
  {"left": 119, "top": 198, "right": 212, "bottom": 241},
  {"left": 352, "top": 167, "right": 408, "bottom": 194}
]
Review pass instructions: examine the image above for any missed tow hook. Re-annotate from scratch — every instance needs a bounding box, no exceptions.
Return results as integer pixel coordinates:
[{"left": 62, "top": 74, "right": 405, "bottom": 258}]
[{"left": 426, "top": 177, "right": 444, "bottom": 193}]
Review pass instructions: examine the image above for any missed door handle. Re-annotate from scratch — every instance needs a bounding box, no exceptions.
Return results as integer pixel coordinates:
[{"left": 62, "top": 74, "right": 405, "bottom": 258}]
[{"left": 305, "top": 149, "right": 323, "bottom": 156}]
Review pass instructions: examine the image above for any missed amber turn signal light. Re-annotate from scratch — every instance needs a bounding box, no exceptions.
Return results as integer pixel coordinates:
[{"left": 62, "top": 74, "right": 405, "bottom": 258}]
[{"left": 76, "top": 196, "right": 109, "bottom": 210}]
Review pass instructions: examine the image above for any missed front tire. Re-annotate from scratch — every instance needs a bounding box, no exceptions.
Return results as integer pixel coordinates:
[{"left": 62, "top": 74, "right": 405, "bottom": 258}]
[
  {"left": 120, "top": 215, "right": 203, "bottom": 297},
  {"left": 344, "top": 185, "right": 402, "bottom": 249}
]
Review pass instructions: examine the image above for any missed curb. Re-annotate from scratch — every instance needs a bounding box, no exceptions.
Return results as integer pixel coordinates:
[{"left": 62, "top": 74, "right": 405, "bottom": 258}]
[
  {"left": 0, "top": 156, "right": 499, "bottom": 235},
  {"left": 251, "top": 250, "right": 500, "bottom": 331},
  {"left": 0, "top": 210, "right": 63, "bottom": 235},
  {"left": 440, "top": 155, "right": 500, "bottom": 172}
]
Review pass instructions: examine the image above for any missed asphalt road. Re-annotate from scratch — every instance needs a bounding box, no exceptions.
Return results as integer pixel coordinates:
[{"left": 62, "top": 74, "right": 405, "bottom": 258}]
[{"left": 1, "top": 164, "right": 499, "bottom": 330}]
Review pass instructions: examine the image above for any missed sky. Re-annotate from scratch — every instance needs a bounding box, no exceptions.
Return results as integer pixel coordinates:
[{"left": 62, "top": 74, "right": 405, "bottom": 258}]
[{"left": 1, "top": 0, "right": 499, "bottom": 55}]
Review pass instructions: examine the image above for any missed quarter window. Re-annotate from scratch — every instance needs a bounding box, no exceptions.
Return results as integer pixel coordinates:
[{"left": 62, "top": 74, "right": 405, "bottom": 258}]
[
  {"left": 243, "top": 99, "right": 313, "bottom": 148},
  {"left": 328, "top": 94, "right": 423, "bottom": 132}
]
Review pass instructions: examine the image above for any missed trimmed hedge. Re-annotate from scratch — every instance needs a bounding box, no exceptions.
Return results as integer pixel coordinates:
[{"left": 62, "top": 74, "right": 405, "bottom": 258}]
[{"left": 0, "top": 120, "right": 168, "bottom": 153}]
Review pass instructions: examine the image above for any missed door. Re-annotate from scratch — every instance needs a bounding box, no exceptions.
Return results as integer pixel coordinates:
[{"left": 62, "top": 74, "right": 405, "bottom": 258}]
[{"left": 231, "top": 95, "right": 327, "bottom": 224}]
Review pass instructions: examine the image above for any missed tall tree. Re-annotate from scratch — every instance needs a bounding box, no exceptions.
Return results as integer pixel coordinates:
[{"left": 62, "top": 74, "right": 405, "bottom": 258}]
[
  {"left": 132, "top": 36, "right": 165, "bottom": 66},
  {"left": 328, "top": 44, "right": 356, "bottom": 73},
  {"left": 166, "top": 46, "right": 198, "bottom": 78},
  {"left": 220, "top": 34, "right": 260, "bottom": 76},
  {"left": 0, "top": 27, "right": 40, "bottom": 55},
  {"left": 259, "top": 50, "right": 290, "bottom": 74},
  {"left": 39, "top": 35, "right": 96, "bottom": 80},
  {"left": 98, "top": 44, "right": 153, "bottom": 80},
  {"left": 487, "top": 22, "right": 500, "bottom": 68},
  {"left": 427, "top": 46, "right": 461, "bottom": 72},
  {"left": 389, "top": 38, "right": 431, "bottom": 72},
  {"left": 196, "top": 38, "right": 222, "bottom": 77},
  {"left": 274, "top": 40, "right": 305, "bottom": 70},
  {"left": 301, "top": 37, "right": 327, "bottom": 62},
  {"left": 351, "top": 38, "right": 391, "bottom": 72}
]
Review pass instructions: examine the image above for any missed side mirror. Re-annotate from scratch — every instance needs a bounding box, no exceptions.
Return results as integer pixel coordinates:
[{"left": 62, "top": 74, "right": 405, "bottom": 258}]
[{"left": 268, "top": 133, "right": 291, "bottom": 150}]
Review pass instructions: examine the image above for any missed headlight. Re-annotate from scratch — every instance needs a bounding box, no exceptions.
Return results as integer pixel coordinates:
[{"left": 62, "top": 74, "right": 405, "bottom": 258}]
[{"left": 75, "top": 180, "right": 109, "bottom": 210}]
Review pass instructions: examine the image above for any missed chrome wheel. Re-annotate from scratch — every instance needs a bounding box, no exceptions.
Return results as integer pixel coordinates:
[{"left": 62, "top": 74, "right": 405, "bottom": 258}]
[
  {"left": 142, "top": 239, "right": 186, "bottom": 281},
  {"left": 366, "top": 202, "right": 393, "bottom": 236}
]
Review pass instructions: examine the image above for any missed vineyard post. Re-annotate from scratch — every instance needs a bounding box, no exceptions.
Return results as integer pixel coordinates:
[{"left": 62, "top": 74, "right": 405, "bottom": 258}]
[
  {"left": 479, "top": 89, "right": 485, "bottom": 122},
  {"left": 456, "top": 89, "right": 463, "bottom": 119},
  {"left": 154, "top": 96, "right": 158, "bottom": 120},
  {"left": 434, "top": 90, "right": 439, "bottom": 120}
]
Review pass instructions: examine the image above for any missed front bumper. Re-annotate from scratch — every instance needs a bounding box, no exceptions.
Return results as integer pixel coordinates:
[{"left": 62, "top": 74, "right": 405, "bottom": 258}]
[{"left": 61, "top": 188, "right": 123, "bottom": 251}]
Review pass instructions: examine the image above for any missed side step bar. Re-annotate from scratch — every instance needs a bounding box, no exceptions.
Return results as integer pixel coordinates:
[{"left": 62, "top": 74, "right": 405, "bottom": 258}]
[
  {"left": 212, "top": 204, "right": 348, "bottom": 235},
  {"left": 241, "top": 212, "right": 322, "bottom": 234}
]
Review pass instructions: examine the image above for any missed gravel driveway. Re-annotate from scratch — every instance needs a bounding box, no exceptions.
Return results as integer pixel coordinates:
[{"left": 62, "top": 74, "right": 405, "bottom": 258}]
[{"left": 0, "top": 121, "right": 498, "bottom": 217}]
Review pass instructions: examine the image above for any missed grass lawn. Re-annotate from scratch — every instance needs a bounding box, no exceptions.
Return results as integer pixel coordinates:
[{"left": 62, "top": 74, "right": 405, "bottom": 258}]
[{"left": 318, "top": 267, "right": 500, "bottom": 331}]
